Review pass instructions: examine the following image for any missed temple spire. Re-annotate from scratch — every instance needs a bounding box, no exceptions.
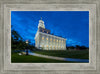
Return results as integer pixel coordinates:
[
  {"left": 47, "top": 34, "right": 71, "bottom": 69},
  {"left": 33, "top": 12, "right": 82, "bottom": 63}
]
[
  {"left": 38, "top": 17, "right": 45, "bottom": 29},
  {"left": 41, "top": 17, "right": 42, "bottom": 20}
]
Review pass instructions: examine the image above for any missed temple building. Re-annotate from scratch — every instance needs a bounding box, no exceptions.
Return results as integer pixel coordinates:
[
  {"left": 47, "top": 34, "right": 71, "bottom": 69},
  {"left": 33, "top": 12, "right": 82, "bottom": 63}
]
[{"left": 35, "top": 17, "right": 66, "bottom": 50}]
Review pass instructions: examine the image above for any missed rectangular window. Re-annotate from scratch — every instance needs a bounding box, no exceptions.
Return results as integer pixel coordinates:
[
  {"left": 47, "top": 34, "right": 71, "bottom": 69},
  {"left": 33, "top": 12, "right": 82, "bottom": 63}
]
[
  {"left": 50, "top": 38, "right": 52, "bottom": 41},
  {"left": 42, "top": 37, "right": 44, "bottom": 40},
  {"left": 46, "top": 38, "right": 48, "bottom": 40}
]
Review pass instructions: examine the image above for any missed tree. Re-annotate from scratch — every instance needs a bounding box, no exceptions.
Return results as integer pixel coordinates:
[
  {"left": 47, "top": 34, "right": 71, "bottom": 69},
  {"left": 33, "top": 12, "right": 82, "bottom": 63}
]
[
  {"left": 76, "top": 45, "right": 80, "bottom": 50},
  {"left": 11, "top": 30, "right": 22, "bottom": 41},
  {"left": 67, "top": 46, "right": 75, "bottom": 50},
  {"left": 11, "top": 29, "right": 35, "bottom": 52},
  {"left": 80, "top": 46, "right": 87, "bottom": 50},
  {"left": 11, "top": 30, "right": 23, "bottom": 50}
]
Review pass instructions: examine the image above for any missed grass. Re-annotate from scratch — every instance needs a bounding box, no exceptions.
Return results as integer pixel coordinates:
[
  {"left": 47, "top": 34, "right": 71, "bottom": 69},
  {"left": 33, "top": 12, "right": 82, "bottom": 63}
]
[
  {"left": 11, "top": 53, "right": 76, "bottom": 63},
  {"left": 33, "top": 50, "right": 89, "bottom": 59},
  {"left": 11, "top": 50, "right": 89, "bottom": 63}
]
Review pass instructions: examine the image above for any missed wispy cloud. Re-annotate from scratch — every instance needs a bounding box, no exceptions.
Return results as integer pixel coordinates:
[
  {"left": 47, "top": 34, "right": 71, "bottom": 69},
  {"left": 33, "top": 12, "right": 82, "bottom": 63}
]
[{"left": 11, "top": 11, "right": 89, "bottom": 47}]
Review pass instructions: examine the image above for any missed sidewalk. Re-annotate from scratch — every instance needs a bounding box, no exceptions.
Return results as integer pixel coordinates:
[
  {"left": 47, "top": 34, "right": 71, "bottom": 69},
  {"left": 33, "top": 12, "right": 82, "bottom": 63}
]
[
  {"left": 29, "top": 52, "right": 89, "bottom": 62},
  {"left": 29, "top": 52, "right": 66, "bottom": 61}
]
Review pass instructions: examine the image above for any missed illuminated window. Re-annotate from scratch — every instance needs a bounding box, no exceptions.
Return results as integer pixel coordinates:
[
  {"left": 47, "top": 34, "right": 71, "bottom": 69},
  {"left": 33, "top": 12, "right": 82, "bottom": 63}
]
[
  {"left": 42, "top": 45, "right": 44, "bottom": 47},
  {"left": 46, "top": 38, "right": 48, "bottom": 40},
  {"left": 47, "top": 31, "right": 48, "bottom": 33},
  {"left": 54, "top": 39, "right": 55, "bottom": 41},
  {"left": 47, "top": 45, "right": 48, "bottom": 47},
  {"left": 50, "top": 38, "right": 52, "bottom": 41},
  {"left": 42, "top": 37, "right": 44, "bottom": 40},
  {"left": 54, "top": 46, "right": 55, "bottom": 49},
  {"left": 50, "top": 46, "right": 52, "bottom": 49},
  {"left": 57, "top": 40, "right": 58, "bottom": 42}
]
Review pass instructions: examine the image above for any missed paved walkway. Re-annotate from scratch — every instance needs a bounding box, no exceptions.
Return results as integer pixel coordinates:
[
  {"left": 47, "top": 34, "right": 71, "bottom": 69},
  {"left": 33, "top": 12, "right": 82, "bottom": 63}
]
[
  {"left": 28, "top": 51, "right": 89, "bottom": 62},
  {"left": 29, "top": 52, "right": 66, "bottom": 61}
]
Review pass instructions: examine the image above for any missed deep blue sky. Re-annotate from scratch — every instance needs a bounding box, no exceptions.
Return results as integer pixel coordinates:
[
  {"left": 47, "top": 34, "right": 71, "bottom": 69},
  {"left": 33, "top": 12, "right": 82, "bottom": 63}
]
[{"left": 11, "top": 11, "right": 89, "bottom": 47}]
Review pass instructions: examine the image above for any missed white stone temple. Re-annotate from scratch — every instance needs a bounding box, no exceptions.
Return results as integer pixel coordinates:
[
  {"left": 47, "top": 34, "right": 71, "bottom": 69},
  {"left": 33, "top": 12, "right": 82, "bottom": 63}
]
[{"left": 35, "top": 17, "right": 66, "bottom": 50}]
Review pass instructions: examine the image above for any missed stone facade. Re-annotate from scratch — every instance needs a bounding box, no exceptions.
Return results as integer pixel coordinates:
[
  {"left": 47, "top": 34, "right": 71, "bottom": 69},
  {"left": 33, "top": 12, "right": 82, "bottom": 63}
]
[{"left": 35, "top": 18, "right": 66, "bottom": 50}]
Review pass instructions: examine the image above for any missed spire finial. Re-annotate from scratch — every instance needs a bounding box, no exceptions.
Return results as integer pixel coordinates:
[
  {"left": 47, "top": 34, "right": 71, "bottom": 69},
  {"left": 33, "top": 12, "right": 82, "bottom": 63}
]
[{"left": 41, "top": 17, "right": 42, "bottom": 20}]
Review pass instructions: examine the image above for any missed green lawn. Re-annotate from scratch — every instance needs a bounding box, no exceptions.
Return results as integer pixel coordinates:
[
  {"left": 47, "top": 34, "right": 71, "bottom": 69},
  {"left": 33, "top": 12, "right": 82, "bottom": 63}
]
[
  {"left": 11, "top": 53, "right": 75, "bottom": 63},
  {"left": 33, "top": 50, "right": 89, "bottom": 59},
  {"left": 11, "top": 50, "right": 89, "bottom": 63}
]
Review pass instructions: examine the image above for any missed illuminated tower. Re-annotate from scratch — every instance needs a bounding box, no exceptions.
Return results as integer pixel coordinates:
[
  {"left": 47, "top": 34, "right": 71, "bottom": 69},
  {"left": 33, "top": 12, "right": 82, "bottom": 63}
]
[{"left": 38, "top": 17, "right": 45, "bottom": 29}]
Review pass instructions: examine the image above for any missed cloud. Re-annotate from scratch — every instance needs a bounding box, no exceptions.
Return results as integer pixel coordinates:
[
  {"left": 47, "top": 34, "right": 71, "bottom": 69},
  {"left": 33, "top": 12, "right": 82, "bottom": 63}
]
[{"left": 11, "top": 11, "right": 89, "bottom": 47}]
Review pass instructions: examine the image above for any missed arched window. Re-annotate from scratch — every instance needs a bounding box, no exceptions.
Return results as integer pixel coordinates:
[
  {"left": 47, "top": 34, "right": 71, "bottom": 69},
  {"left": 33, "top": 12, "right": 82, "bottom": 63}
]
[
  {"left": 56, "top": 40, "right": 58, "bottom": 42},
  {"left": 42, "top": 37, "right": 44, "bottom": 40},
  {"left": 50, "top": 38, "right": 52, "bottom": 41},
  {"left": 46, "top": 38, "right": 48, "bottom": 40}
]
